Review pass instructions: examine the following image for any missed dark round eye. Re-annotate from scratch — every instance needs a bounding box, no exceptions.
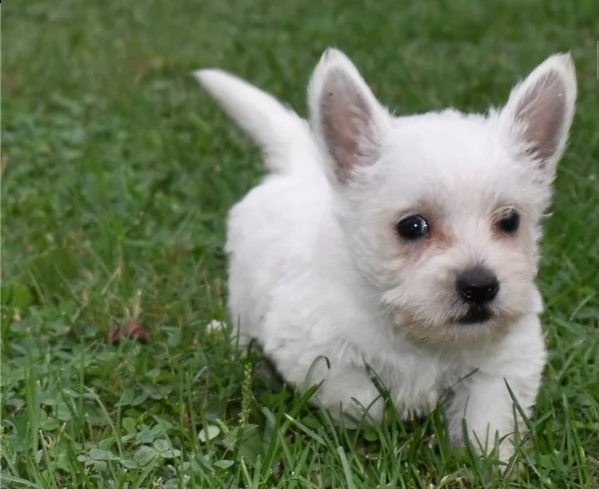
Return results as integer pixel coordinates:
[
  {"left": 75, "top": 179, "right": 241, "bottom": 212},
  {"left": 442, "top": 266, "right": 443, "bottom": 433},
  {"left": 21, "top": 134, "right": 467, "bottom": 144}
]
[
  {"left": 396, "top": 215, "right": 430, "bottom": 240},
  {"left": 497, "top": 209, "right": 520, "bottom": 234}
]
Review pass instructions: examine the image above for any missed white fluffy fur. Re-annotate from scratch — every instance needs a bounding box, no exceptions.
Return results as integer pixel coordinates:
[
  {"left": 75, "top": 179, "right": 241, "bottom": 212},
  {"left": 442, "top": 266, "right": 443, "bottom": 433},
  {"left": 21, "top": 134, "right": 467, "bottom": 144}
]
[{"left": 194, "top": 49, "right": 576, "bottom": 461}]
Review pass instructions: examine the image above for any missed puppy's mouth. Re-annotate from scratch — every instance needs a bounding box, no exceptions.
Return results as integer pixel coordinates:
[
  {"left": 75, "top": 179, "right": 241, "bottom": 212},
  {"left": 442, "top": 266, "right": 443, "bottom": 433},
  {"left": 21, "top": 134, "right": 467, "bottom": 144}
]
[{"left": 458, "top": 305, "right": 493, "bottom": 324}]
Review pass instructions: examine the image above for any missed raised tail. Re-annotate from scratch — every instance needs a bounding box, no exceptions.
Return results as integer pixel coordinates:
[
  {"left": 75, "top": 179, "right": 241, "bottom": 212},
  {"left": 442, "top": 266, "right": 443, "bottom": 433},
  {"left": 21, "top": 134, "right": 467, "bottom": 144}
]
[{"left": 194, "top": 69, "right": 311, "bottom": 173}]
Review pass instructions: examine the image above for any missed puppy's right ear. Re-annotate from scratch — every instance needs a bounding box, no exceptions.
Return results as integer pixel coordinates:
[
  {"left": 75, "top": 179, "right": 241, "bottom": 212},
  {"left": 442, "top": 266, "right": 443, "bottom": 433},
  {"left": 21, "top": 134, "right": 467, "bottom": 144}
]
[{"left": 308, "top": 49, "right": 390, "bottom": 185}]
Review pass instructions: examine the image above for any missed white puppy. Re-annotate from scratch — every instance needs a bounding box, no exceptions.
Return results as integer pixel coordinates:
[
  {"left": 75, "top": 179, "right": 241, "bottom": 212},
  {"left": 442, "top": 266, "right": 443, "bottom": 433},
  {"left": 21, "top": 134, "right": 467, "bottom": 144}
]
[{"left": 194, "top": 48, "right": 576, "bottom": 460}]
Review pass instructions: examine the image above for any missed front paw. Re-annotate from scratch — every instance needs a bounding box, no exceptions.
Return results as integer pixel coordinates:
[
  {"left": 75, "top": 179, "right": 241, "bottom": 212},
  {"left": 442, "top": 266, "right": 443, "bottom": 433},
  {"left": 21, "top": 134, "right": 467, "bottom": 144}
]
[{"left": 450, "top": 424, "right": 516, "bottom": 463}]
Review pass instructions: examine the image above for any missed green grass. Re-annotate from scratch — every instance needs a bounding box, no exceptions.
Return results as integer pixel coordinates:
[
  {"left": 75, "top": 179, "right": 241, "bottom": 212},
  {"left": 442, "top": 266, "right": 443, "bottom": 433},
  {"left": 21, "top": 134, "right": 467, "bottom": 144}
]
[{"left": 2, "top": 0, "right": 598, "bottom": 487}]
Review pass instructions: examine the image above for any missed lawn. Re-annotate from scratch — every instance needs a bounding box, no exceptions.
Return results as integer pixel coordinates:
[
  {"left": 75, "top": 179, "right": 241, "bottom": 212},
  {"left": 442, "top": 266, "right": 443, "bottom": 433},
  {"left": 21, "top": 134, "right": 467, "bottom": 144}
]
[{"left": 1, "top": 0, "right": 598, "bottom": 487}]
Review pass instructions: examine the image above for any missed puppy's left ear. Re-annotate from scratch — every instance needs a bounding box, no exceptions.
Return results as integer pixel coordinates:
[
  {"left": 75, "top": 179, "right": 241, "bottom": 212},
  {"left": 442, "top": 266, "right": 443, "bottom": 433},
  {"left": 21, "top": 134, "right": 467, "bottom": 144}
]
[
  {"left": 308, "top": 48, "right": 391, "bottom": 185},
  {"left": 500, "top": 54, "right": 577, "bottom": 182}
]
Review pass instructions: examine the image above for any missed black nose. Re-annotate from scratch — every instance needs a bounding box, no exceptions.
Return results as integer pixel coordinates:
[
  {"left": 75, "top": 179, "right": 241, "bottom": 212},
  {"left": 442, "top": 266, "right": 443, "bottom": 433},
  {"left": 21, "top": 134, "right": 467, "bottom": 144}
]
[{"left": 457, "top": 267, "right": 499, "bottom": 304}]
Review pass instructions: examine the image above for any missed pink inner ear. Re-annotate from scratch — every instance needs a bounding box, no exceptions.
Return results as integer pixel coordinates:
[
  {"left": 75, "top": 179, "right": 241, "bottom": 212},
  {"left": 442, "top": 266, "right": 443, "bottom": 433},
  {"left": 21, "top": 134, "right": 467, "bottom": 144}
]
[
  {"left": 515, "top": 71, "right": 567, "bottom": 162},
  {"left": 320, "top": 70, "right": 376, "bottom": 184}
]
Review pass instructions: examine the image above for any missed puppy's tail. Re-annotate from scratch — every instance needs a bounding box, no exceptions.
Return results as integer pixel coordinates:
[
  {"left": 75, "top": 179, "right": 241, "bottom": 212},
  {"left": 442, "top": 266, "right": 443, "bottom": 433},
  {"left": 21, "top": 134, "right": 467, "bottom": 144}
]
[{"left": 194, "top": 69, "right": 312, "bottom": 173}]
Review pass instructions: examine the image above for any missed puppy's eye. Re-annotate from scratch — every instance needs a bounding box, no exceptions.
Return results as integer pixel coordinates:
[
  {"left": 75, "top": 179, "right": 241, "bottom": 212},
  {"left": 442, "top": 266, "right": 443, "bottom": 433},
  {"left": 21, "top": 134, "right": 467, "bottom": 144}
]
[
  {"left": 497, "top": 209, "right": 520, "bottom": 234},
  {"left": 396, "top": 215, "right": 429, "bottom": 240}
]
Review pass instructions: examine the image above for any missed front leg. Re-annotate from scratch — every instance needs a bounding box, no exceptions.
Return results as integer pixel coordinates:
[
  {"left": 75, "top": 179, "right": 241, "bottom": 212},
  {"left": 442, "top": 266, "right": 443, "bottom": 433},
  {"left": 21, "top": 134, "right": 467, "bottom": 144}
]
[
  {"left": 264, "top": 332, "right": 385, "bottom": 425},
  {"left": 446, "top": 317, "right": 547, "bottom": 461}
]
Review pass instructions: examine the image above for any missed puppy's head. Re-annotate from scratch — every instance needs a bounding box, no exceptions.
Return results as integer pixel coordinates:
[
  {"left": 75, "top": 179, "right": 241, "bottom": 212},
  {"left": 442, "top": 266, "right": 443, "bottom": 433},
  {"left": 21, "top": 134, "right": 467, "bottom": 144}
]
[{"left": 309, "top": 49, "right": 576, "bottom": 345}]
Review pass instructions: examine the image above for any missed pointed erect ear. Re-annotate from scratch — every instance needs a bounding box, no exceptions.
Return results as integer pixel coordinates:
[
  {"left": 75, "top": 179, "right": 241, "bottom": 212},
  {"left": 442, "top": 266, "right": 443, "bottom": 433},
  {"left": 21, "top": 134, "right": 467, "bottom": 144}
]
[
  {"left": 500, "top": 54, "right": 577, "bottom": 181},
  {"left": 308, "top": 48, "right": 390, "bottom": 185}
]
